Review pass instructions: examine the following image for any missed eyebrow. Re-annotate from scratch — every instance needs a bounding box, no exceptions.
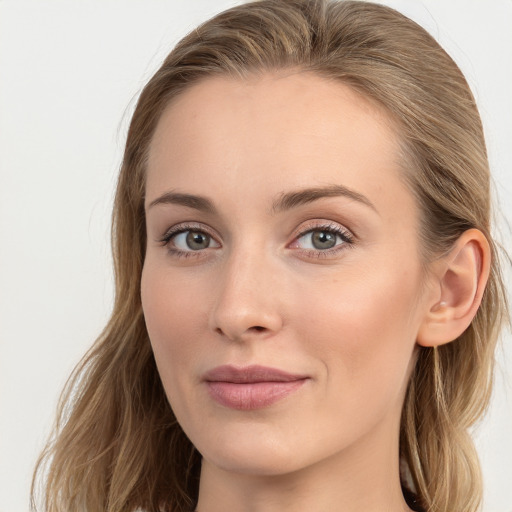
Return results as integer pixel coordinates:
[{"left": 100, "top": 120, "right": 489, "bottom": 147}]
[
  {"left": 271, "top": 184, "right": 377, "bottom": 215},
  {"left": 148, "top": 192, "right": 216, "bottom": 213},
  {"left": 147, "top": 184, "right": 377, "bottom": 215}
]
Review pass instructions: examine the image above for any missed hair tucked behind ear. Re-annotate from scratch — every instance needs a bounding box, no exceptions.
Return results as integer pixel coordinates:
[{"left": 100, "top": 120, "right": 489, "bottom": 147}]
[{"left": 32, "top": 1, "right": 509, "bottom": 511}]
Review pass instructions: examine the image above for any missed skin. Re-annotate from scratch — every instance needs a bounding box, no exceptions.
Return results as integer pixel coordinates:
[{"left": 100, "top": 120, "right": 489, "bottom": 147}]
[{"left": 141, "top": 71, "right": 439, "bottom": 512}]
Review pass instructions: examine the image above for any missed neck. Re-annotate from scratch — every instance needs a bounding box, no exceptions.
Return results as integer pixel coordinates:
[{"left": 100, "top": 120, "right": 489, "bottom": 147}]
[{"left": 194, "top": 423, "right": 412, "bottom": 512}]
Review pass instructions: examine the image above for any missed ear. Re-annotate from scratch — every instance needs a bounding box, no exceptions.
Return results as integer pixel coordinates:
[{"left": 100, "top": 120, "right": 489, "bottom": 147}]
[{"left": 417, "top": 229, "right": 491, "bottom": 347}]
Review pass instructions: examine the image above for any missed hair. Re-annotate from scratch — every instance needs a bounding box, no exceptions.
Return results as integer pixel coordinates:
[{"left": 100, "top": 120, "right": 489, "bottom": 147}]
[{"left": 32, "top": 1, "right": 509, "bottom": 511}]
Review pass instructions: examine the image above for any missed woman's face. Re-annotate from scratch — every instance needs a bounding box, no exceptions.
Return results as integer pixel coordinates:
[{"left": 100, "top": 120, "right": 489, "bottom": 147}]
[{"left": 142, "top": 72, "right": 433, "bottom": 477}]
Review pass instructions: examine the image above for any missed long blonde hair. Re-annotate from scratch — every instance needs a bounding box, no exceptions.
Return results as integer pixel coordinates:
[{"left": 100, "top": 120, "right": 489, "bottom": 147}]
[{"left": 32, "top": 1, "right": 509, "bottom": 511}]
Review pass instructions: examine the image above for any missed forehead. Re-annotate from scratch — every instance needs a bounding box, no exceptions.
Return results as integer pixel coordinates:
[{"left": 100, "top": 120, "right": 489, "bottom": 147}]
[{"left": 146, "top": 71, "right": 412, "bottom": 219}]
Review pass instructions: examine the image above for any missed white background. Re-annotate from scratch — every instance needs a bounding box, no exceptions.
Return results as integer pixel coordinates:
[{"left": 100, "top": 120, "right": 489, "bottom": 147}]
[{"left": 0, "top": 1, "right": 510, "bottom": 511}]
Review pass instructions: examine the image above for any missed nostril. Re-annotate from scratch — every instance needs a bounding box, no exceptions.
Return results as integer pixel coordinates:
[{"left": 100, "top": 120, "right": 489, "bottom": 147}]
[{"left": 215, "top": 325, "right": 266, "bottom": 338}]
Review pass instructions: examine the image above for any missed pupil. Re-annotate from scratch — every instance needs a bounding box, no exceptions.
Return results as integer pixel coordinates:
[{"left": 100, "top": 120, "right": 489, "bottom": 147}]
[
  {"left": 186, "top": 231, "right": 210, "bottom": 250},
  {"left": 312, "top": 231, "right": 336, "bottom": 249}
]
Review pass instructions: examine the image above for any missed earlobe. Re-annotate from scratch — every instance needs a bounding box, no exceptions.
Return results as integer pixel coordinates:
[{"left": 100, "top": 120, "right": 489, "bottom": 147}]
[{"left": 417, "top": 229, "right": 491, "bottom": 347}]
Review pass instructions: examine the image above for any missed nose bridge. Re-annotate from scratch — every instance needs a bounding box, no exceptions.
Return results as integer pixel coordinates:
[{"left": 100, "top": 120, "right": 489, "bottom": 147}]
[{"left": 210, "top": 241, "right": 284, "bottom": 340}]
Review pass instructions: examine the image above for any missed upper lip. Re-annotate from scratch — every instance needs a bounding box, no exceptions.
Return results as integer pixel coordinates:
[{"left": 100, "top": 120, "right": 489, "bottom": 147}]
[{"left": 203, "top": 365, "right": 308, "bottom": 383}]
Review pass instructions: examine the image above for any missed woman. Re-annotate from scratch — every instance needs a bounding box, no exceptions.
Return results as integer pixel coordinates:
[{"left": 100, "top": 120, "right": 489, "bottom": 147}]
[{"left": 31, "top": 1, "right": 509, "bottom": 511}]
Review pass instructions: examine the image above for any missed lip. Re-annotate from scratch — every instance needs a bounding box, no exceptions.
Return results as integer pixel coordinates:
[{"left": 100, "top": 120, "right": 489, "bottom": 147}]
[{"left": 203, "top": 365, "right": 309, "bottom": 410}]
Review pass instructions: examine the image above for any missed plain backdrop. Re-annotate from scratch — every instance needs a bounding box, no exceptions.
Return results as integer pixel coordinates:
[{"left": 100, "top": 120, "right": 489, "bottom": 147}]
[{"left": 0, "top": 1, "right": 511, "bottom": 511}]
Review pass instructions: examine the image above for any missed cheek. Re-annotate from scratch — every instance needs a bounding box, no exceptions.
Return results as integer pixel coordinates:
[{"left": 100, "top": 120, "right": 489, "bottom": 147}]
[
  {"left": 141, "top": 262, "right": 207, "bottom": 380},
  {"left": 297, "top": 261, "right": 421, "bottom": 399}
]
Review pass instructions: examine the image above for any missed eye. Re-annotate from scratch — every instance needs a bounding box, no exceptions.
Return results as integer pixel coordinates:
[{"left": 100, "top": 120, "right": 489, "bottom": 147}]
[
  {"left": 173, "top": 230, "right": 216, "bottom": 251},
  {"left": 297, "top": 230, "right": 340, "bottom": 250},
  {"left": 290, "top": 222, "right": 354, "bottom": 257},
  {"left": 159, "top": 223, "right": 221, "bottom": 257}
]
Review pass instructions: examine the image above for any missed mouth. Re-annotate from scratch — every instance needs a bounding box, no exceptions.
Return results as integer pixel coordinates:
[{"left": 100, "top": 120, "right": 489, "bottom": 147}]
[{"left": 203, "top": 365, "right": 309, "bottom": 410}]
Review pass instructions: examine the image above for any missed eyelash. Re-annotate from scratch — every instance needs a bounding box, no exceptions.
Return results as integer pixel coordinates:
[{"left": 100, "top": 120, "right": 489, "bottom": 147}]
[
  {"left": 158, "top": 223, "right": 217, "bottom": 259},
  {"left": 290, "top": 221, "right": 354, "bottom": 259},
  {"left": 158, "top": 221, "right": 355, "bottom": 260}
]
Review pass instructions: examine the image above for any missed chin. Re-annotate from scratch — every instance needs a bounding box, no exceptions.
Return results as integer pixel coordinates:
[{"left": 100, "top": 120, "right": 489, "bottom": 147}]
[
  {"left": 205, "top": 450, "right": 305, "bottom": 477},
  {"left": 193, "top": 426, "right": 311, "bottom": 477}
]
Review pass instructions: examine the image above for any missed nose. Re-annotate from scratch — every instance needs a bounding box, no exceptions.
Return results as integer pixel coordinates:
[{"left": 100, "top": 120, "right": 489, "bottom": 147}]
[{"left": 209, "top": 249, "right": 284, "bottom": 342}]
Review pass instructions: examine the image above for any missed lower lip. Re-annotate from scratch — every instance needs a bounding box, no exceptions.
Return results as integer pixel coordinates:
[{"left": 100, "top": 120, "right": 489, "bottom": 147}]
[{"left": 206, "top": 380, "right": 307, "bottom": 410}]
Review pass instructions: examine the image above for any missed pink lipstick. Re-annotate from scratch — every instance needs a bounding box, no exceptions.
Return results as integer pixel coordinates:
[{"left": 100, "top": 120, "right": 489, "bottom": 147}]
[{"left": 203, "top": 365, "right": 308, "bottom": 410}]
